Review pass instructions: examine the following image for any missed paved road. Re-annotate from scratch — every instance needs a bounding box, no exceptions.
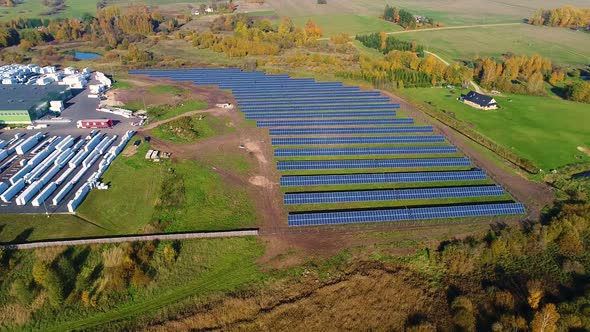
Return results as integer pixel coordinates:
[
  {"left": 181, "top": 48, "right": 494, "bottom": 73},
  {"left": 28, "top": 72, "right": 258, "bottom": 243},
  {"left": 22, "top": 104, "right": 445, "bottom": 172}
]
[{"left": 0, "top": 229, "right": 259, "bottom": 250}]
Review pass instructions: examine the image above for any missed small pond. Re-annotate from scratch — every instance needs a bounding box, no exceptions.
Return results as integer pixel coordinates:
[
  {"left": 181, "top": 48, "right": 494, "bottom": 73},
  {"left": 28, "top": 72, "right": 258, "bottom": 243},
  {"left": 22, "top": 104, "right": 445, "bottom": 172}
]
[
  {"left": 74, "top": 52, "right": 102, "bottom": 60},
  {"left": 572, "top": 171, "right": 590, "bottom": 179}
]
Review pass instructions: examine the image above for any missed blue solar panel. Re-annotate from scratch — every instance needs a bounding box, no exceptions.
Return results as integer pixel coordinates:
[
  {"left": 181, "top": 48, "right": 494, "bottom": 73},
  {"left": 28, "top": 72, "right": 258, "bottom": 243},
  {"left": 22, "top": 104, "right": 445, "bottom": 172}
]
[
  {"left": 287, "top": 203, "right": 525, "bottom": 226},
  {"left": 284, "top": 186, "right": 504, "bottom": 205},
  {"left": 257, "top": 119, "right": 411, "bottom": 127},
  {"left": 241, "top": 104, "right": 399, "bottom": 112},
  {"left": 274, "top": 146, "right": 457, "bottom": 157},
  {"left": 277, "top": 158, "right": 471, "bottom": 171},
  {"left": 271, "top": 136, "right": 445, "bottom": 145},
  {"left": 236, "top": 91, "right": 382, "bottom": 101},
  {"left": 246, "top": 111, "right": 395, "bottom": 119},
  {"left": 269, "top": 126, "right": 432, "bottom": 135},
  {"left": 280, "top": 170, "right": 487, "bottom": 186},
  {"left": 239, "top": 97, "right": 391, "bottom": 107}
]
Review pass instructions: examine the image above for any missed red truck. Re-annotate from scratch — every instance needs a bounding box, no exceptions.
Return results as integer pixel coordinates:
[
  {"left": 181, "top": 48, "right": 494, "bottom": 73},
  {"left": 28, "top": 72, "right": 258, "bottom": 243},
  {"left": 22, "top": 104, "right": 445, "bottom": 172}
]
[{"left": 76, "top": 119, "right": 113, "bottom": 129}]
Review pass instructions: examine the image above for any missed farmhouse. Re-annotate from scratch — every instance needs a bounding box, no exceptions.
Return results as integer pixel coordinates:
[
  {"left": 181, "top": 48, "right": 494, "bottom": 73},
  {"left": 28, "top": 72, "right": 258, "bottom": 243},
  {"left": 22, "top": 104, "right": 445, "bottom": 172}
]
[{"left": 461, "top": 90, "right": 498, "bottom": 110}]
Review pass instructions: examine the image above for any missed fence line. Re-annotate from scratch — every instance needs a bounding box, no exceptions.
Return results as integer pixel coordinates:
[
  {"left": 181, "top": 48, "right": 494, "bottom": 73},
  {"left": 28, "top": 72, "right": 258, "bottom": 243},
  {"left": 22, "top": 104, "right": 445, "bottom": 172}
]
[{"left": 1, "top": 229, "right": 259, "bottom": 250}]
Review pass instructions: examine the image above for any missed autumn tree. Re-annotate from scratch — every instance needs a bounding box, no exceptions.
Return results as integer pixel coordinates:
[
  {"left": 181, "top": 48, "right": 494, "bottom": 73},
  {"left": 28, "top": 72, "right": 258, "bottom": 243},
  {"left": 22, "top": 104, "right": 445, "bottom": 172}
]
[{"left": 531, "top": 304, "right": 560, "bottom": 332}]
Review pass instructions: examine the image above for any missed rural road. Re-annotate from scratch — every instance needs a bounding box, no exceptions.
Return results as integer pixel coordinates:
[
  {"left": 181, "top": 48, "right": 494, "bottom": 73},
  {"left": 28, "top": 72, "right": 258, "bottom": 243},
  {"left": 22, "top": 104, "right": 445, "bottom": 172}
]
[
  {"left": 318, "top": 22, "right": 523, "bottom": 41},
  {"left": 424, "top": 51, "right": 484, "bottom": 93},
  {"left": 385, "top": 22, "right": 522, "bottom": 35},
  {"left": 0, "top": 229, "right": 259, "bottom": 250}
]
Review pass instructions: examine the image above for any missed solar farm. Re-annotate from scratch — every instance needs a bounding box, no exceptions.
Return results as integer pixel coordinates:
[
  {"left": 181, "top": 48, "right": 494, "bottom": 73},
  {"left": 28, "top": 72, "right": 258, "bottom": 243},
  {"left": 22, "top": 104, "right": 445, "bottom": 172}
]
[
  {"left": 130, "top": 68, "right": 525, "bottom": 227},
  {"left": 0, "top": 130, "right": 134, "bottom": 213}
]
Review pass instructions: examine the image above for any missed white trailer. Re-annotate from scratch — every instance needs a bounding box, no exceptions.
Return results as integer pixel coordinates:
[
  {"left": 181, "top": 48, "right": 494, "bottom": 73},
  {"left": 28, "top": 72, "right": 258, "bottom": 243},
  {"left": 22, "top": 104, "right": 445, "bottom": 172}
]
[
  {"left": 32, "top": 182, "right": 57, "bottom": 207},
  {"left": 1, "top": 178, "right": 25, "bottom": 202}
]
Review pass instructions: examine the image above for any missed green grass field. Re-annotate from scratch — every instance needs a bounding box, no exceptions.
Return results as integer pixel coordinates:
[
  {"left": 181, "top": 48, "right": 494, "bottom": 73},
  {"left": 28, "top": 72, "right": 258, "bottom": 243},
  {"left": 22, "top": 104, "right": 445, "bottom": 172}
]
[
  {"left": 148, "top": 84, "right": 185, "bottom": 95},
  {"left": 393, "top": 24, "right": 590, "bottom": 66},
  {"left": 146, "top": 100, "right": 208, "bottom": 121},
  {"left": 0, "top": 0, "right": 96, "bottom": 21},
  {"left": 151, "top": 114, "right": 234, "bottom": 144},
  {"left": 292, "top": 15, "right": 402, "bottom": 37},
  {"left": 400, "top": 87, "right": 590, "bottom": 170},
  {"left": 0, "top": 214, "right": 109, "bottom": 243}
]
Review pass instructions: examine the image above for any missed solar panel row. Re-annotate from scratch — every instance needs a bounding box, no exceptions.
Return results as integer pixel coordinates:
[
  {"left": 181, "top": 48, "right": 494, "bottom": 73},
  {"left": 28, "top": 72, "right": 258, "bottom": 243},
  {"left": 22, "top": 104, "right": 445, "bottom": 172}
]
[
  {"left": 239, "top": 97, "right": 391, "bottom": 106},
  {"left": 245, "top": 111, "right": 396, "bottom": 119},
  {"left": 277, "top": 158, "right": 472, "bottom": 171},
  {"left": 280, "top": 169, "right": 487, "bottom": 186},
  {"left": 235, "top": 91, "right": 383, "bottom": 101},
  {"left": 257, "top": 118, "right": 409, "bottom": 127},
  {"left": 284, "top": 185, "right": 504, "bottom": 205},
  {"left": 288, "top": 203, "right": 525, "bottom": 226},
  {"left": 271, "top": 136, "right": 444, "bottom": 146},
  {"left": 269, "top": 126, "right": 432, "bottom": 135},
  {"left": 241, "top": 104, "right": 399, "bottom": 112},
  {"left": 275, "top": 146, "right": 457, "bottom": 157}
]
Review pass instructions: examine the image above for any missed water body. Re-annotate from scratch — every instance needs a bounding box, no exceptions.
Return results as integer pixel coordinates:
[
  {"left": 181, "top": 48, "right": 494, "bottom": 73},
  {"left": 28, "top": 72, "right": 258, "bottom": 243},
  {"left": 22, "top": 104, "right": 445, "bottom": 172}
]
[
  {"left": 572, "top": 171, "right": 590, "bottom": 179},
  {"left": 74, "top": 52, "right": 102, "bottom": 60}
]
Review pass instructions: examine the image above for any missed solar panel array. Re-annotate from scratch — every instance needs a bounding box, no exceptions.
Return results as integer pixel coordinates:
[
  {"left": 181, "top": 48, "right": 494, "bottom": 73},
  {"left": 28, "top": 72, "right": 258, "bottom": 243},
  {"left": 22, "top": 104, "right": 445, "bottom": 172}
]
[
  {"left": 130, "top": 68, "right": 524, "bottom": 226},
  {"left": 280, "top": 170, "right": 487, "bottom": 187},
  {"left": 271, "top": 135, "right": 445, "bottom": 145},
  {"left": 274, "top": 146, "right": 457, "bottom": 157},
  {"left": 284, "top": 186, "right": 505, "bottom": 205},
  {"left": 288, "top": 203, "right": 525, "bottom": 226}
]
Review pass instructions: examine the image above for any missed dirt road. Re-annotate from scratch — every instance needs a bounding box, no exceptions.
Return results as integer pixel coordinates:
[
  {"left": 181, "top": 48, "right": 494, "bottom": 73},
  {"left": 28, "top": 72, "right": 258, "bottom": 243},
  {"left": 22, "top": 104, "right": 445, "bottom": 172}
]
[
  {"left": 140, "top": 108, "right": 223, "bottom": 131},
  {"left": 424, "top": 51, "right": 484, "bottom": 93},
  {"left": 385, "top": 22, "right": 523, "bottom": 35}
]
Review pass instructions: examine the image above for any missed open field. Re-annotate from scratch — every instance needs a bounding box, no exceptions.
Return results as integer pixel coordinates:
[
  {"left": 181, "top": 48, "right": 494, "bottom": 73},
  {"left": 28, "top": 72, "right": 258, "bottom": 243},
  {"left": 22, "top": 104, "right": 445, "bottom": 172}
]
[
  {"left": 400, "top": 87, "right": 590, "bottom": 170},
  {"left": 292, "top": 15, "right": 402, "bottom": 37},
  {"left": 393, "top": 24, "right": 590, "bottom": 66},
  {"left": 269, "top": 0, "right": 589, "bottom": 25},
  {"left": 0, "top": 0, "right": 95, "bottom": 21},
  {"left": 0, "top": 214, "right": 109, "bottom": 243}
]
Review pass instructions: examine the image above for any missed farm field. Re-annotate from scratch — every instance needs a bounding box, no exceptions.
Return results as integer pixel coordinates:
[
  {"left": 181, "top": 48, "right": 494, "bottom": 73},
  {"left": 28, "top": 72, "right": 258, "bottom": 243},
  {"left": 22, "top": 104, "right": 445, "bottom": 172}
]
[
  {"left": 0, "top": 0, "right": 95, "bottom": 21},
  {"left": 400, "top": 87, "right": 590, "bottom": 171},
  {"left": 292, "top": 15, "right": 402, "bottom": 36},
  {"left": 268, "top": 0, "right": 589, "bottom": 25},
  {"left": 392, "top": 24, "right": 590, "bottom": 66}
]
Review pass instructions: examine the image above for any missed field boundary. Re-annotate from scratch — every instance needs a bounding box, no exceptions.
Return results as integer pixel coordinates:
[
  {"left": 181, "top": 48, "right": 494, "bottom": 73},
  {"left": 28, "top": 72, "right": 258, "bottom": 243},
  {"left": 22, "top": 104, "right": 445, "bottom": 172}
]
[{"left": 0, "top": 229, "right": 259, "bottom": 250}]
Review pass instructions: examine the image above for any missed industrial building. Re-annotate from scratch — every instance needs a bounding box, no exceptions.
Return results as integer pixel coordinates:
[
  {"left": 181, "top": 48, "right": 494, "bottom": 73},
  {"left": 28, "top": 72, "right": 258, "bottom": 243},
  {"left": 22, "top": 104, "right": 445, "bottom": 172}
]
[{"left": 0, "top": 85, "right": 70, "bottom": 124}]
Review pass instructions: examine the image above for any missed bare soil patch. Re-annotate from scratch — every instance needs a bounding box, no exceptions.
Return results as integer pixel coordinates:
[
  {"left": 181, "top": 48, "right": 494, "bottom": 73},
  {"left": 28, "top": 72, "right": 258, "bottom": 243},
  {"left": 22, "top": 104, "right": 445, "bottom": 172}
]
[{"left": 577, "top": 146, "right": 590, "bottom": 157}]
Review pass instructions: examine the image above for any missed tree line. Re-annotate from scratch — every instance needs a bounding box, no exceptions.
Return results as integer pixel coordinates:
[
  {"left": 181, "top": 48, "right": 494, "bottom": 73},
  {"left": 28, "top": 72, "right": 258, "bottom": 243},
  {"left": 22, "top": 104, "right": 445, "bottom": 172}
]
[
  {"left": 0, "top": 4, "right": 183, "bottom": 49},
  {"left": 529, "top": 6, "right": 590, "bottom": 27},
  {"left": 192, "top": 17, "right": 322, "bottom": 57},
  {"left": 355, "top": 32, "right": 424, "bottom": 56},
  {"left": 383, "top": 5, "right": 436, "bottom": 29}
]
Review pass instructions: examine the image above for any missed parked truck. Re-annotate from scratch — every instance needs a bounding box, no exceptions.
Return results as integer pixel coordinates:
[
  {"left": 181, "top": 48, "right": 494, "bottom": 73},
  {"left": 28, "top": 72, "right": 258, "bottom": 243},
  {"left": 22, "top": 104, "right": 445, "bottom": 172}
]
[{"left": 76, "top": 119, "right": 113, "bottom": 129}]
